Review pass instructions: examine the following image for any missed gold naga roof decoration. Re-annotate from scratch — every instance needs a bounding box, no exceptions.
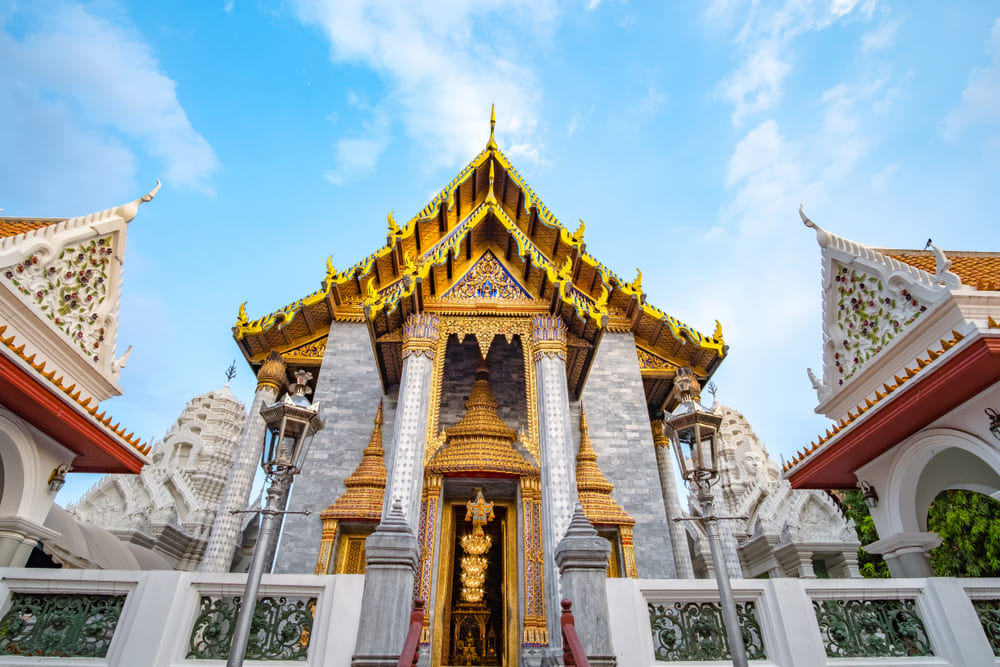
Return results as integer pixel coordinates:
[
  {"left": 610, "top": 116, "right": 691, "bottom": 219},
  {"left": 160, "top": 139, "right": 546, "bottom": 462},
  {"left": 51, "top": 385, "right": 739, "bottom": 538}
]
[
  {"left": 426, "top": 357, "right": 536, "bottom": 477},
  {"left": 321, "top": 400, "right": 388, "bottom": 521},
  {"left": 233, "top": 111, "right": 726, "bottom": 401},
  {"left": 575, "top": 406, "right": 634, "bottom": 526}
]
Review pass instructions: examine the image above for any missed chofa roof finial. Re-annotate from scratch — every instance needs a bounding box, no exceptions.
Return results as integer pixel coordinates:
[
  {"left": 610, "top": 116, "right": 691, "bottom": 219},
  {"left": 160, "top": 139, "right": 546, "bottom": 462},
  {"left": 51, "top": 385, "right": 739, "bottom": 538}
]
[{"left": 486, "top": 104, "right": 498, "bottom": 151}]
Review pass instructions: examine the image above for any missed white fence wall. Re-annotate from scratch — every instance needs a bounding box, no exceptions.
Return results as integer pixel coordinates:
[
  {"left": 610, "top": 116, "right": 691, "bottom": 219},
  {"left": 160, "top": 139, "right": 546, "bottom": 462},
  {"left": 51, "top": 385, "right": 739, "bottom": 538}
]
[
  {"left": 0, "top": 570, "right": 364, "bottom": 667},
  {"left": 1, "top": 569, "right": 998, "bottom": 666},
  {"left": 609, "top": 577, "right": 1000, "bottom": 667}
]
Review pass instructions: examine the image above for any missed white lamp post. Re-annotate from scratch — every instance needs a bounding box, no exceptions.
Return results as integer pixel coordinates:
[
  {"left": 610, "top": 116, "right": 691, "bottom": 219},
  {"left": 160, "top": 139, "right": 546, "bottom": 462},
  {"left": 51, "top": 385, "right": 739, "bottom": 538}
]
[
  {"left": 226, "top": 369, "right": 324, "bottom": 667},
  {"left": 664, "top": 367, "right": 748, "bottom": 667}
]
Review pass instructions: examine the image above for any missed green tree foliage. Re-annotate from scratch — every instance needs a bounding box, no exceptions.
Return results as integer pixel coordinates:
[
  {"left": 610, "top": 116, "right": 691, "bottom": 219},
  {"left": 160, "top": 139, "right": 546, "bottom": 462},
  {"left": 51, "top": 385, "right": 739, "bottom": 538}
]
[
  {"left": 839, "top": 490, "right": 890, "bottom": 578},
  {"left": 927, "top": 489, "right": 1000, "bottom": 577}
]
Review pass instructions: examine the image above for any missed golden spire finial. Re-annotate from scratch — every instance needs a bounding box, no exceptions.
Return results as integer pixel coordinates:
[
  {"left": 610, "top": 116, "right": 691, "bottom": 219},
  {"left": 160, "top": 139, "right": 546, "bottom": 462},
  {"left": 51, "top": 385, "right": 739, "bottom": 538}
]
[{"left": 486, "top": 104, "right": 498, "bottom": 151}]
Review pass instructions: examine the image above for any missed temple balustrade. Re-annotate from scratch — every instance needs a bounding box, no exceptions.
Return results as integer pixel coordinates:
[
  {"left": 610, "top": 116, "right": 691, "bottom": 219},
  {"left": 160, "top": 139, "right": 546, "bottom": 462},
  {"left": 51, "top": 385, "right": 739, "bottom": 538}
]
[{"left": 1, "top": 568, "right": 998, "bottom": 666}]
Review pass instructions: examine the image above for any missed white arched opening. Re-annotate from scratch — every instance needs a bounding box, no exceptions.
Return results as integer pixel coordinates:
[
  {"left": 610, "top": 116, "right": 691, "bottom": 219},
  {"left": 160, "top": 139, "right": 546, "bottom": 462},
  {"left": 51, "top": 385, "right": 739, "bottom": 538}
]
[
  {"left": 0, "top": 413, "right": 40, "bottom": 519},
  {"left": 886, "top": 428, "right": 1000, "bottom": 535}
]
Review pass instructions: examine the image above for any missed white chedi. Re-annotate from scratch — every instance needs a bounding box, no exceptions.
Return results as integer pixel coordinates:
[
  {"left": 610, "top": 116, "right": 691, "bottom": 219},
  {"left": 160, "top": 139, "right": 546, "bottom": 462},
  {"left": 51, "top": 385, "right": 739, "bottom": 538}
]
[
  {"left": 683, "top": 404, "right": 861, "bottom": 579},
  {"left": 68, "top": 382, "right": 247, "bottom": 570}
]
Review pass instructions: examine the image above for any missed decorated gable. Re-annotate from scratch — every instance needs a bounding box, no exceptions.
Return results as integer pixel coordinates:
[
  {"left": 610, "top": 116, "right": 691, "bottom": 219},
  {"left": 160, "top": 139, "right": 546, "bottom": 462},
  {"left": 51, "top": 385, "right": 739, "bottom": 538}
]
[
  {"left": 0, "top": 182, "right": 159, "bottom": 403},
  {"left": 443, "top": 251, "right": 532, "bottom": 302}
]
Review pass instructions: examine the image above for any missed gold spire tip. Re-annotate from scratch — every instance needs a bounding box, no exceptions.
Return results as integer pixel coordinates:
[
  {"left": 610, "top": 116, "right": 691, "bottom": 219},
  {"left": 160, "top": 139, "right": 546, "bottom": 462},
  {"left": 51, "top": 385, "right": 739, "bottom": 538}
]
[{"left": 487, "top": 104, "right": 498, "bottom": 151}]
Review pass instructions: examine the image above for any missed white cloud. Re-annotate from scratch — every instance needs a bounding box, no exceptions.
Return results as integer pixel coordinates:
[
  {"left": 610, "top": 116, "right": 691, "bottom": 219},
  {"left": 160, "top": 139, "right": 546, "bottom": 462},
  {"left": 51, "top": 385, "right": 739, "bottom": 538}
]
[
  {"left": 0, "top": 4, "right": 216, "bottom": 210},
  {"left": 718, "top": 41, "right": 790, "bottom": 126},
  {"left": 861, "top": 16, "right": 899, "bottom": 52},
  {"left": 711, "top": 0, "right": 875, "bottom": 126},
  {"left": 944, "top": 18, "right": 1000, "bottom": 140},
  {"left": 223, "top": 1, "right": 235, "bottom": 13},
  {"left": 870, "top": 162, "right": 899, "bottom": 192},
  {"left": 567, "top": 112, "right": 582, "bottom": 136},
  {"left": 819, "top": 83, "right": 869, "bottom": 180},
  {"left": 292, "top": 0, "right": 556, "bottom": 173},
  {"left": 324, "top": 93, "right": 391, "bottom": 183},
  {"left": 723, "top": 119, "right": 824, "bottom": 236},
  {"left": 637, "top": 87, "right": 667, "bottom": 116}
]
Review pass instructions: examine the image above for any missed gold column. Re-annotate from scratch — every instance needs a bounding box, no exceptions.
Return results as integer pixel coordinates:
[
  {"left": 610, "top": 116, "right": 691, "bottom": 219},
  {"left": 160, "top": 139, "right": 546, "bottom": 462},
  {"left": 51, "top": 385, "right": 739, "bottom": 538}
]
[
  {"left": 520, "top": 475, "right": 547, "bottom": 646},
  {"left": 314, "top": 517, "right": 338, "bottom": 574},
  {"left": 620, "top": 524, "right": 639, "bottom": 579},
  {"left": 416, "top": 473, "right": 443, "bottom": 644}
]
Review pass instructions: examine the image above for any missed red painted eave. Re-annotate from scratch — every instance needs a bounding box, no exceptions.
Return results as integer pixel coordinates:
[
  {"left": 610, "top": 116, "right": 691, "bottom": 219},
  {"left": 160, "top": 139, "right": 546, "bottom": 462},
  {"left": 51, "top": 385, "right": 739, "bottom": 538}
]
[
  {"left": 788, "top": 336, "right": 1000, "bottom": 490},
  {"left": 0, "top": 353, "right": 144, "bottom": 473}
]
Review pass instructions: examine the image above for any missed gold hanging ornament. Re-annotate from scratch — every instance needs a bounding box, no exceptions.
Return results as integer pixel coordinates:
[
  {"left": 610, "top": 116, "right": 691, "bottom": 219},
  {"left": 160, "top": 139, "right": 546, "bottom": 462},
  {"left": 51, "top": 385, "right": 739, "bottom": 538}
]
[{"left": 459, "top": 490, "right": 494, "bottom": 604}]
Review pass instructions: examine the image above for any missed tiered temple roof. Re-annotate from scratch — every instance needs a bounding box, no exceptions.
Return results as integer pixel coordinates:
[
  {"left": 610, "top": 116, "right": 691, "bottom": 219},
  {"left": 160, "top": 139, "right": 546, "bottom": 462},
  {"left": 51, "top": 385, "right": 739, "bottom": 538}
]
[{"left": 233, "top": 112, "right": 726, "bottom": 408}]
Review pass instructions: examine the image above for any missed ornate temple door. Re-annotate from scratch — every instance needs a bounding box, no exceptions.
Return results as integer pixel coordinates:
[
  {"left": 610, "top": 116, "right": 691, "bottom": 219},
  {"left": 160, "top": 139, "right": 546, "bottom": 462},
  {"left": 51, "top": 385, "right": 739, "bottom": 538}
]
[{"left": 432, "top": 495, "right": 517, "bottom": 667}]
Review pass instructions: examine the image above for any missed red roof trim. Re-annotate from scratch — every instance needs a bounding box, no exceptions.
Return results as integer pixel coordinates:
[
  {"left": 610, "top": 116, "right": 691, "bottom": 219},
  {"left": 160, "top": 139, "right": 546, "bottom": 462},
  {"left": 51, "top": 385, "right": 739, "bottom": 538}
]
[
  {"left": 788, "top": 336, "right": 1000, "bottom": 489},
  {"left": 0, "top": 353, "right": 144, "bottom": 473}
]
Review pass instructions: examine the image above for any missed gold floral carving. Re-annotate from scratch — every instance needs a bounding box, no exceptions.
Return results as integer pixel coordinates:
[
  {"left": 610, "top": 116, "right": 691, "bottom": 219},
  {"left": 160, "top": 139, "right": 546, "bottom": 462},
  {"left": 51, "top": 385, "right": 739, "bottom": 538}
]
[
  {"left": 520, "top": 475, "right": 547, "bottom": 645},
  {"left": 256, "top": 351, "right": 287, "bottom": 393},
  {"left": 285, "top": 337, "right": 327, "bottom": 361},
  {"left": 402, "top": 313, "right": 442, "bottom": 359},
  {"left": 444, "top": 250, "right": 531, "bottom": 301},
  {"left": 650, "top": 419, "right": 670, "bottom": 448},
  {"left": 416, "top": 474, "right": 443, "bottom": 643},
  {"left": 531, "top": 314, "right": 567, "bottom": 362},
  {"left": 637, "top": 347, "right": 675, "bottom": 372}
]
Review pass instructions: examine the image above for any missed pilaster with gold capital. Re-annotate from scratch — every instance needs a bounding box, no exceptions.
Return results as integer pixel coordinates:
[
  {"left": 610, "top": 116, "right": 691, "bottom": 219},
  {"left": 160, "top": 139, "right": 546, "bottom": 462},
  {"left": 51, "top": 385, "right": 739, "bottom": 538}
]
[
  {"left": 651, "top": 420, "right": 695, "bottom": 579},
  {"left": 383, "top": 313, "right": 441, "bottom": 529},
  {"left": 530, "top": 314, "right": 576, "bottom": 646}
]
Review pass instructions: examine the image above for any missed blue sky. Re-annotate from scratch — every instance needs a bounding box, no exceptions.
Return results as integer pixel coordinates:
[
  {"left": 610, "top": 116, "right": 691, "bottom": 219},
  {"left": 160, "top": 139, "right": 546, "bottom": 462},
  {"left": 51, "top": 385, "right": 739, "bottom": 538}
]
[{"left": 1, "top": 1, "right": 998, "bottom": 503}]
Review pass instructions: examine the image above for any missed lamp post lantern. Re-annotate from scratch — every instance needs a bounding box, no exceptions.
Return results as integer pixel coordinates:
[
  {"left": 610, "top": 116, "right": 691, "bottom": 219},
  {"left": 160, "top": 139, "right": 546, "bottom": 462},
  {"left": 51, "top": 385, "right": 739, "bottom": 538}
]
[
  {"left": 226, "top": 369, "right": 324, "bottom": 667},
  {"left": 664, "top": 367, "right": 748, "bottom": 667}
]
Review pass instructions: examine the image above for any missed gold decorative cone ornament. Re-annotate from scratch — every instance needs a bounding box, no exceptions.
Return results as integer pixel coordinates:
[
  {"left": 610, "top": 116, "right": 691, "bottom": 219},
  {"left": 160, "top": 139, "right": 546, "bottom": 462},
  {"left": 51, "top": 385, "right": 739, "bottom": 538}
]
[
  {"left": 322, "top": 400, "right": 387, "bottom": 521},
  {"left": 575, "top": 406, "right": 634, "bottom": 526},
  {"left": 427, "top": 357, "right": 535, "bottom": 476}
]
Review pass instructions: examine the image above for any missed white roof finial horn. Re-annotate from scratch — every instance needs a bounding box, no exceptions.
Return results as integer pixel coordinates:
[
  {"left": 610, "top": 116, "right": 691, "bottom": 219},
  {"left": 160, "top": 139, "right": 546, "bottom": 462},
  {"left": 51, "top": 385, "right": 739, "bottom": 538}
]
[
  {"left": 114, "top": 179, "right": 161, "bottom": 223},
  {"left": 800, "top": 204, "right": 832, "bottom": 249}
]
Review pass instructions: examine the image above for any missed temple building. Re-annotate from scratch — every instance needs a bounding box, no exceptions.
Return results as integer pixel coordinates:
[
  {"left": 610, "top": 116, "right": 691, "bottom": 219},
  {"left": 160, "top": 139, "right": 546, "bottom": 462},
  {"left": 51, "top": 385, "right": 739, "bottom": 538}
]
[
  {"left": 786, "top": 209, "right": 1000, "bottom": 578},
  {"left": 0, "top": 186, "right": 157, "bottom": 569},
  {"left": 210, "top": 112, "right": 728, "bottom": 664}
]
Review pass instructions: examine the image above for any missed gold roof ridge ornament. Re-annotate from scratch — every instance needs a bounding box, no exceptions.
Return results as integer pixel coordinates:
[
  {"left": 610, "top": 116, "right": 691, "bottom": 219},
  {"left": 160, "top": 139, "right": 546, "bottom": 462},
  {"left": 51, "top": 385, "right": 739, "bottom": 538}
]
[{"left": 486, "top": 103, "right": 498, "bottom": 152}]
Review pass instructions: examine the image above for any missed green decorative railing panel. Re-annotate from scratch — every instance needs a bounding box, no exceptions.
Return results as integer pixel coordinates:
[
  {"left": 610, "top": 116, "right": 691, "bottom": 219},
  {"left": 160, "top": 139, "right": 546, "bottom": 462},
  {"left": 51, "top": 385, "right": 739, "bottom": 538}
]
[
  {"left": 0, "top": 592, "right": 125, "bottom": 657},
  {"left": 813, "top": 598, "right": 932, "bottom": 658},
  {"left": 187, "top": 595, "right": 316, "bottom": 660},
  {"left": 973, "top": 599, "right": 1000, "bottom": 657},
  {"left": 648, "top": 601, "right": 765, "bottom": 661}
]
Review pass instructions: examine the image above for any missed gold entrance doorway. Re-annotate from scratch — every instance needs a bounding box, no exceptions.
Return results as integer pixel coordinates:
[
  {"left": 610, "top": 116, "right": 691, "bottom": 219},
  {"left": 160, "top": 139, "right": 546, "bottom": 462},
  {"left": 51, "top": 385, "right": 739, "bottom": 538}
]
[{"left": 434, "top": 497, "right": 517, "bottom": 667}]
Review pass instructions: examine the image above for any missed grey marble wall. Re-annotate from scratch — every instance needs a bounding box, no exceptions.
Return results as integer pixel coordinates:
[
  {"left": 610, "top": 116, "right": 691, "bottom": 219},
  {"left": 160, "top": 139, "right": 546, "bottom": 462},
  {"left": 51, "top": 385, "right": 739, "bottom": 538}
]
[
  {"left": 274, "top": 321, "right": 397, "bottom": 574},
  {"left": 437, "top": 334, "right": 528, "bottom": 437},
  {"left": 578, "top": 332, "right": 676, "bottom": 579}
]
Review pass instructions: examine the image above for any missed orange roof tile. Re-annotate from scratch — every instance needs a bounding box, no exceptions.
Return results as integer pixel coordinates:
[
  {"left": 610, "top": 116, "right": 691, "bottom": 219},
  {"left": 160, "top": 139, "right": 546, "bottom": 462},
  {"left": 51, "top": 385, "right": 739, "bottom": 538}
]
[
  {"left": 0, "top": 217, "right": 65, "bottom": 239},
  {"left": 784, "top": 329, "right": 965, "bottom": 474},
  {"left": 881, "top": 250, "right": 1000, "bottom": 291},
  {"left": 0, "top": 325, "right": 149, "bottom": 455}
]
